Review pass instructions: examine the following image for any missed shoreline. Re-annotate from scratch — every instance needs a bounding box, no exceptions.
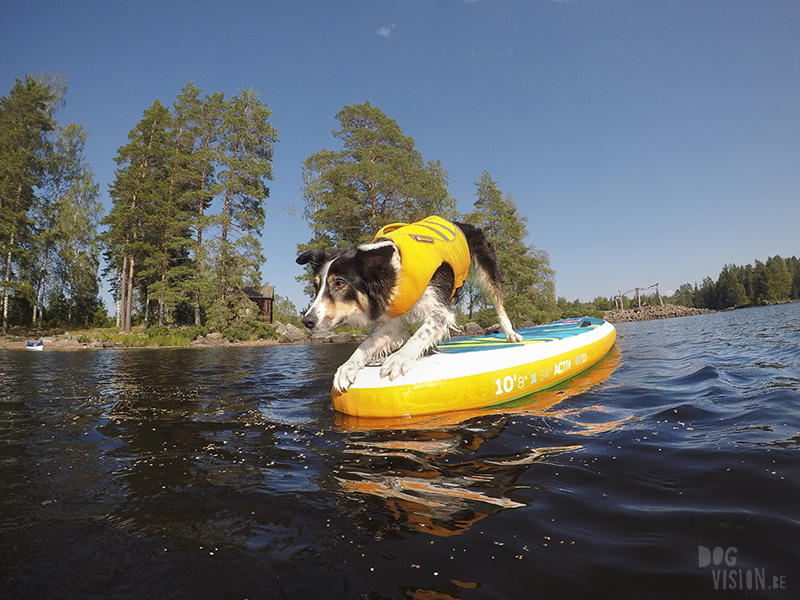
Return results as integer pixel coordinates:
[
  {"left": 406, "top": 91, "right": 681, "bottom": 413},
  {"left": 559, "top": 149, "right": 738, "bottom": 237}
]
[
  {"left": 0, "top": 336, "right": 287, "bottom": 352},
  {"left": 0, "top": 304, "right": 742, "bottom": 351},
  {"left": 602, "top": 304, "right": 715, "bottom": 323}
]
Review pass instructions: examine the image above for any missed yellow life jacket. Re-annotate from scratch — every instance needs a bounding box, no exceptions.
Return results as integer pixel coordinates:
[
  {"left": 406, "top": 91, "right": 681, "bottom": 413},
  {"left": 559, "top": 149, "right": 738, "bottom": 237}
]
[{"left": 371, "top": 216, "right": 471, "bottom": 318}]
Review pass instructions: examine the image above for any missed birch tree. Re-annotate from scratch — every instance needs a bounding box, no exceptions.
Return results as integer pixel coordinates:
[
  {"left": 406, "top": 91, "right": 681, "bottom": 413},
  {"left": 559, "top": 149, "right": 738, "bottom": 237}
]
[
  {"left": 32, "top": 122, "right": 101, "bottom": 326},
  {"left": 0, "top": 76, "right": 55, "bottom": 332}
]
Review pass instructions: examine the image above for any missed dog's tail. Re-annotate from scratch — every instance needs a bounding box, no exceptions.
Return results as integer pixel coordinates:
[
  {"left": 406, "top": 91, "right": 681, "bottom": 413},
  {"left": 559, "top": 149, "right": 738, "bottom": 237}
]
[{"left": 455, "top": 221, "right": 522, "bottom": 343}]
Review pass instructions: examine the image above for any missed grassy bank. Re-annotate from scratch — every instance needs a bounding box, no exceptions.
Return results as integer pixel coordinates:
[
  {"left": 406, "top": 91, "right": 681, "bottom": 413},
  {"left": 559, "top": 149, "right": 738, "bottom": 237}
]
[{"left": 1, "top": 322, "right": 279, "bottom": 349}]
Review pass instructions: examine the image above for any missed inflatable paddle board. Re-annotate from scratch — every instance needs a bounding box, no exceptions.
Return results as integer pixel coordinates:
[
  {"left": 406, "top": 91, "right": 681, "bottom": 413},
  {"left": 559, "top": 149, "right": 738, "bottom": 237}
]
[{"left": 332, "top": 316, "right": 616, "bottom": 418}]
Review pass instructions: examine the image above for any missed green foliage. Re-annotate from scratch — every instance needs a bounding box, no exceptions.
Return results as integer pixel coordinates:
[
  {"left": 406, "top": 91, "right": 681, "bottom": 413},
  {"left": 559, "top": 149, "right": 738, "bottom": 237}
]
[
  {"left": 555, "top": 297, "right": 604, "bottom": 320},
  {"left": 298, "top": 101, "right": 457, "bottom": 292},
  {"left": 206, "top": 290, "right": 277, "bottom": 340},
  {"left": 42, "top": 289, "right": 109, "bottom": 329},
  {"left": 1, "top": 75, "right": 57, "bottom": 332},
  {"left": 211, "top": 88, "right": 277, "bottom": 299},
  {"left": 182, "top": 324, "right": 208, "bottom": 341},
  {"left": 672, "top": 283, "right": 695, "bottom": 308},
  {"left": 1, "top": 74, "right": 106, "bottom": 333},
  {"left": 592, "top": 296, "right": 614, "bottom": 311},
  {"left": 102, "top": 82, "right": 279, "bottom": 333},
  {"left": 470, "top": 307, "right": 503, "bottom": 328},
  {"left": 331, "top": 323, "right": 371, "bottom": 336},
  {"left": 222, "top": 325, "right": 249, "bottom": 342},
  {"left": 97, "top": 323, "right": 209, "bottom": 347},
  {"left": 145, "top": 324, "right": 170, "bottom": 339},
  {"left": 219, "top": 322, "right": 276, "bottom": 343},
  {"left": 670, "top": 255, "right": 800, "bottom": 310},
  {"left": 5, "top": 292, "right": 33, "bottom": 328},
  {"left": 463, "top": 172, "right": 556, "bottom": 326},
  {"left": 272, "top": 293, "right": 302, "bottom": 327},
  {"left": 34, "top": 122, "right": 104, "bottom": 328}
]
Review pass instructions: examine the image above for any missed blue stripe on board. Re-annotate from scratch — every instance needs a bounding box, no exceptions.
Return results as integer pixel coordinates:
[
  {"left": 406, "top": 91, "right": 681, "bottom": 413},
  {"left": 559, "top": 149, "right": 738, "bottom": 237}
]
[{"left": 439, "top": 317, "right": 604, "bottom": 355}]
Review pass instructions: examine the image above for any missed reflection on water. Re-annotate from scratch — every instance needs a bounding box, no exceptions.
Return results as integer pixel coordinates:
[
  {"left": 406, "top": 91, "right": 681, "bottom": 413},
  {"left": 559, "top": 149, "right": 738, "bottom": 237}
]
[
  {"left": 336, "top": 422, "right": 529, "bottom": 537},
  {"left": 331, "top": 347, "right": 623, "bottom": 537}
]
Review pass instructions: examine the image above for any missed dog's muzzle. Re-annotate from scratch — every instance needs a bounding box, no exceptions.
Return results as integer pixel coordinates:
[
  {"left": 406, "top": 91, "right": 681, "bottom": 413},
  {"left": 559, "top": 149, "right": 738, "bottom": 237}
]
[{"left": 301, "top": 313, "right": 317, "bottom": 330}]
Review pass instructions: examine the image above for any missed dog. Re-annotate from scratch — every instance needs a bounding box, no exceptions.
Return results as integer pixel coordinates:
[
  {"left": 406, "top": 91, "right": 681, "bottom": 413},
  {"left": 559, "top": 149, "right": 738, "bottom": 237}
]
[{"left": 296, "top": 216, "right": 524, "bottom": 393}]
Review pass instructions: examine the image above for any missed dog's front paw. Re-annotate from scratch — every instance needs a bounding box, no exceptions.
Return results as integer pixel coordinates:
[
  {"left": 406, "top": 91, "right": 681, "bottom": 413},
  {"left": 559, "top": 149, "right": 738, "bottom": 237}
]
[
  {"left": 380, "top": 351, "right": 416, "bottom": 381},
  {"left": 333, "top": 361, "right": 362, "bottom": 393},
  {"left": 507, "top": 330, "right": 524, "bottom": 343}
]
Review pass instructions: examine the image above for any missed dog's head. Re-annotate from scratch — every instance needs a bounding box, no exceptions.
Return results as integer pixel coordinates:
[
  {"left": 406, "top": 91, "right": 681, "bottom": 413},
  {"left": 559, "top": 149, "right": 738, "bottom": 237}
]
[{"left": 296, "top": 242, "right": 398, "bottom": 331}]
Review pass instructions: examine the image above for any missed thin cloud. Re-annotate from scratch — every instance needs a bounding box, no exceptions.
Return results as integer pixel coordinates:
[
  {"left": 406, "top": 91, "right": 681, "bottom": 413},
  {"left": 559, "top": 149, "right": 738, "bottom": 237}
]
[{"left": 376, "top": 24, "right": 396, "bottom": 37}]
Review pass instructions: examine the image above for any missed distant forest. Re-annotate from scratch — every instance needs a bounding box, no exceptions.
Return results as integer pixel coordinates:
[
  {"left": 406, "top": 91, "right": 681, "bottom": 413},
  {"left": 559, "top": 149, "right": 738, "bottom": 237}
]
[
  {"left": 563, "top": 255, "right": 800, "bottom": 315},
  {"left": 670, "top": 255, "right": 800, "bottom": 309}
]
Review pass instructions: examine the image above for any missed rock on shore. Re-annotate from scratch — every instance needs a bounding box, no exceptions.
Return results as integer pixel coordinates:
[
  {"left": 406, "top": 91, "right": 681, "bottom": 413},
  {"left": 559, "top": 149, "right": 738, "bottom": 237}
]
[
  {"left": 603, "top": 305, "right": 714, "bottom": 323},
  {"left": 274, "top": 322, "right": 368, "bottom": 345}
]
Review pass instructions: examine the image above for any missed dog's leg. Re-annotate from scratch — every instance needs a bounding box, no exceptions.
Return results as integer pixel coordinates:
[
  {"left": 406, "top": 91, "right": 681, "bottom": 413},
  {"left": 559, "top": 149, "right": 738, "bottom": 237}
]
[
  {"left": 380, "top": 286, "right": 456, "bottom": 381},
  {"left": 492, "top": 295, "right": 524, "bottom": 343},
  {"left": 333, "top": 318, "right": 404, "bottom": 392},
  {"left": 476, "top": 270, "right": 523, "bottom": 343},
  {"left": 457, "top": 221, "right": 524, "bottom": 343}
]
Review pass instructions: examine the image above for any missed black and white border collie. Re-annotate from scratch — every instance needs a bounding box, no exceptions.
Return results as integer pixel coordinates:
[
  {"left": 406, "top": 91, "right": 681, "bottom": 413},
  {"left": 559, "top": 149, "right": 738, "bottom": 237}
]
[{"left": 296, "top": 219, "right": 523, "bottom": 393}]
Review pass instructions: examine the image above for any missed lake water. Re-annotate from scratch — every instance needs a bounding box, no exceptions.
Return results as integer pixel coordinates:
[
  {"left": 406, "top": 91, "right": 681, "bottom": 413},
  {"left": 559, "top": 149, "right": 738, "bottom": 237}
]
[{"left": 1, "top": 303, "right": 799, "bottom": 599}]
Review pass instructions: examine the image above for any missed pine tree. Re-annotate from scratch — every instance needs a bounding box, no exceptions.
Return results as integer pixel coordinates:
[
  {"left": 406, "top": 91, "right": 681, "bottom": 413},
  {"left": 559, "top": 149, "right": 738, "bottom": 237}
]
[
  {"left": 172, "top": 83, "right": 223, "bottom": 325},
  {"left": 300, "top": 102, "right": 457, "bottom": 250},
  {"left": 766, "top": 256, "right": 792, "bottom": 303},
  {"left": 139, "top": 129, "right": 194, "bottom": 327},
  {"left": 104, "top": 100, "right": 173, "bottom": 332},
  {"left": 716, "top": 264, "right": 747, "bottom": 308},
  {"left": 211, "top": 88, "right": 277, "bottom": 301},
  {"left": 104, "top": 86, "right": 278, "bottom": 333},
  {"left": 787, "top": 256, "right": 800, "bottom": 300},
  {"left": 741, "top": 264, "right": 755, "bottom": 304},
  {"left": 465, "top": 171, "right": 555, "bottom": 324},
  {"left": 673, "top": 283, "right": 695, "bottom": 308},
  {"left": 751, "top": 260, "right": 774, "bottom": 305}
]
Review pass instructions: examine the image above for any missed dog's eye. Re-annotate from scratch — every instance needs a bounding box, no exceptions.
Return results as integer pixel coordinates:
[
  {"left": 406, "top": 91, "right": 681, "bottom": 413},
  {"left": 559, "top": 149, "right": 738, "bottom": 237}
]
[{"left": 334, "top": 279, "right": 346, "bottom": 290}]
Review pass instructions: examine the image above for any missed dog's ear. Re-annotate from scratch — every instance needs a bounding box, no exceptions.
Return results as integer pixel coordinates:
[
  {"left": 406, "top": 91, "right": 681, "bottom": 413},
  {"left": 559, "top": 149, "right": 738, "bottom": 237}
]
[
  {"left": 296, "top": 249, "right": 327, "bottom": 270},
  {"left": 355, "top": 243, "right": 396, "bottom": 279}
]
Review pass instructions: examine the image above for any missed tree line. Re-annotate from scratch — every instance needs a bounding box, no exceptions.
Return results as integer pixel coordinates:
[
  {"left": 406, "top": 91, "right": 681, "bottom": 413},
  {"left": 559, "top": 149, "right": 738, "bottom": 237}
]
[
  {"left": 3, "top": 76, "right": 557, "bottom": 336},
  {"left": 6, "top": 73, "right": 793, "bottom": 338},
  {"left": 556, "top": 255, "right": 800, "bottom": 316},
  {"left": 102, "top": 82, "right": 277, "bottom": 334},
  {"left": 671, "top": 256, "right": 800, "bottom": 309}
]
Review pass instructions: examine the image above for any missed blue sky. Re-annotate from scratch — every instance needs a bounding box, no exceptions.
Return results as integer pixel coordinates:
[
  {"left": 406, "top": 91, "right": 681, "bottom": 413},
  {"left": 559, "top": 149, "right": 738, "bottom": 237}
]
[{"left": 3, "top": 0, "right": 799, "bottom": 313}]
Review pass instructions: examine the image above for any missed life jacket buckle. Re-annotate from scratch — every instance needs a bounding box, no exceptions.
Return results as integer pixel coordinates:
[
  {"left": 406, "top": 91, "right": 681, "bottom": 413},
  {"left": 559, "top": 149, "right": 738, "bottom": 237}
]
[{"left": 410, "top": 234, "right": 435, "bottom": 244}]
